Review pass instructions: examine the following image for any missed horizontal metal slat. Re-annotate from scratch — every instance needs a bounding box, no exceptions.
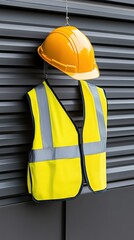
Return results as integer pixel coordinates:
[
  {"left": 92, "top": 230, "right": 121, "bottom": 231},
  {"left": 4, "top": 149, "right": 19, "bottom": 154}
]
[
  {"left": 0, "top": 195, "right": 30, "bottom": 207},
  {"left": 0, "top": 23, "right": 51, "bottom": 39},
  {"left": 102, "top": 0, "right": 134, "bottom": 5},
  {"left": 93, "top": 76, "right": 134, "bottom": 87},
  {"left": 0, "top": 178, "right": 26, "bottom": 198},
  {"left": 0, "top": 155, "right": 27, "bottom": 172},
  {"left": 107, "top": 155, "right": 134, "bottom": 168},
  {"left": 0, "top": 69, "right": 43, "bottom": 86},
  {"left": 89, "top": 31, "right": 134, "bottom": 47},
  {"left": 0, "top": 0, "right": 134, "bottom": 21},
  {"left": 0, "top": 145, "right": 30, "bottom": 156},
  {"left": 108, "top": 126, "right": 134, "bottom": 138},
  {"left": 97, "top": 58, "right": 134, "bottom": 70},
  {"left": 0, "top": 122, "right": 31, "bottom": 132},
  {"left": 0, "top": 133, "right": 32, "bottom": 146},
  {"left": 105, "top": 88, "right": 134, "bottom": 99},
  {"left": 108, "top": 100, "right": 134, "bottom": 110},
  {"left": 0, "top": 67, "right": 43, "bottom": 74},
  {"left": 0, "top": 53, "right": 39, "bottom": 66},
  {"left": 0, "top": 114, "right": 29, "bottom": 123},
  {"left": 90, "top": 71, "right": 134, "bottom": 77},
  {"left": 107, "top": 136, "right": 134, "bottom": 146},
  {"left": 52, "top": 87, "right": 80, "bottom": 100},
  {"left": 107, "top": 165, "right": 134, "bottom": 182},
  {"left": 108, "top": 114, "right": 134, "bottom": 126},
  {"left": 107, "top": 145, "right": 134, "bottom": 157},
  {"left": 94, "top": 45, "right": 134, "bottom": 59},
  {"left": 0, "top": 171, "right": 25, "bottom": 181},
  {"left": 0, "top": 101, "right": 26, "bottom": 113},
  {"left": 0, "top": 38, "right": 38, "bottom": 52},
  {"left": 0, "top": 87, "right": 31, "bottom": 100}
]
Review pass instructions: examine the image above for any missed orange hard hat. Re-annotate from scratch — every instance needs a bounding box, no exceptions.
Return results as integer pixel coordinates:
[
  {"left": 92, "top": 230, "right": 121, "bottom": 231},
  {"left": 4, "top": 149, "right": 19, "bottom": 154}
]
[{"left": 38, "top": 26, "right": 99, "bottom": 80}]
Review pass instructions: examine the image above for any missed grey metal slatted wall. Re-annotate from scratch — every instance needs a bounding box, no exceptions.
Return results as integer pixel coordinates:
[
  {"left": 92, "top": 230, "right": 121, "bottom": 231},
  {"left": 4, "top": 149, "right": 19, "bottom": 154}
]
[{"left": 0, "top": 0, "right": 134, "bottom": 205}]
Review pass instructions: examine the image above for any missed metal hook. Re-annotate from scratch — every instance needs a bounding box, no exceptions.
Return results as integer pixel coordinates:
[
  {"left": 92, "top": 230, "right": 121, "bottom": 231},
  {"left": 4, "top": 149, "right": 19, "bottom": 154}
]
[{"left": 65, "top": 0, "right": 70, "bottom": 25}]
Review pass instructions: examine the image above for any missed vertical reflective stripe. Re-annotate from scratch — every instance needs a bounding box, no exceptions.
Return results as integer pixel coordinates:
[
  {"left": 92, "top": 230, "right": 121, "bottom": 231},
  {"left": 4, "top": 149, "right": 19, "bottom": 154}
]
[
  {"left": 87, "top": 83, "right": 107, "bottom": 140},
  {"left": 36, "top": 84, "right": 53, "bottom": 148}
]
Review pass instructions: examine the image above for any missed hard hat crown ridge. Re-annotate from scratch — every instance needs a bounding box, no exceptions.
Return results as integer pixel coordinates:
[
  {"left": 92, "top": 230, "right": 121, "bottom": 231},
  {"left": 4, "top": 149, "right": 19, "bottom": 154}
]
[{"left": 38, "top": 26, "right": 99, "bottom": 80}]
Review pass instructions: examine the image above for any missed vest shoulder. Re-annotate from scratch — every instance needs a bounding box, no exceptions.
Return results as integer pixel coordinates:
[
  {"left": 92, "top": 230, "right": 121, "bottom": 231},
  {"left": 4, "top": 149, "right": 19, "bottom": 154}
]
[{"left": 27, "top": 81, "right": 46, "bottom": 95}]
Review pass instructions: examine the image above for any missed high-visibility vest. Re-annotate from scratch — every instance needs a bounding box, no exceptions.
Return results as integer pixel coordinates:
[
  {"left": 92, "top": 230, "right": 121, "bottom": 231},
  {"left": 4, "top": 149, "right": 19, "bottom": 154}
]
[{"left": 27, "top": 80, "right": 107, "bottom": 201}]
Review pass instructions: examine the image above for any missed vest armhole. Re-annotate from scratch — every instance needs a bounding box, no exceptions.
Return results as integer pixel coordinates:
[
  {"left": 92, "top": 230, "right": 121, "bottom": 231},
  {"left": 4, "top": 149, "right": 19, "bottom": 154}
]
[
  {"left": 102, "top": 88, "right": 108, "bottom": 119},
  {"left": 24, "top": 93, "right": 35, "bottom": 149}
]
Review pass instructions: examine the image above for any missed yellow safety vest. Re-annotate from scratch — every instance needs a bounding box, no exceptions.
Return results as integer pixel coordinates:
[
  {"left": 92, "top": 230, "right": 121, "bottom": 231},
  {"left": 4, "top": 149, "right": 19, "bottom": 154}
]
[{"left": 27, "top": 80, "right": 107, "bottom": 201}]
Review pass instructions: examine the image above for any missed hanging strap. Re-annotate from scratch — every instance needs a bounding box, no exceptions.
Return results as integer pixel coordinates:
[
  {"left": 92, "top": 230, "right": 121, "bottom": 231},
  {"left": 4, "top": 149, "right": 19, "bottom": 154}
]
[
  {"left": 43, "top": 62, "right": 49, "bottom": 80},
  {"left": 65, "top": 0, "right": 70, "bottom": 25}
]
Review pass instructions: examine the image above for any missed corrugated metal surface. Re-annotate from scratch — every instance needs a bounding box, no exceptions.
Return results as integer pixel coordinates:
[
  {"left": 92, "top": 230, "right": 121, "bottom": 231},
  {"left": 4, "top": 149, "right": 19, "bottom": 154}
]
[{"left": 0, "top": 0, "right": 134, "bottom": 205}]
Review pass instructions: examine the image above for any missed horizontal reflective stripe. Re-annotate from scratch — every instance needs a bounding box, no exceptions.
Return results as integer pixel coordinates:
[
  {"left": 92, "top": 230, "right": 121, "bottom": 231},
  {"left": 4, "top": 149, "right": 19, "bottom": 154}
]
[
  {"left": 83, "top": 140, "right": 106, "bottom": 155},
  {"left": 29, "top": 145, "right": 80, "bottom": 162}
]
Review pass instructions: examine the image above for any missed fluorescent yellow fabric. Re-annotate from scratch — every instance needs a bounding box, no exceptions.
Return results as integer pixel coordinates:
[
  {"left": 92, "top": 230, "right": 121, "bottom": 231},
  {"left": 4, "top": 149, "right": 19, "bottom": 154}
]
[
  {"left": 80, "top": 81, "right": 107, "bottom": 192},
  {"left": 44, "top": 82, "right": 78, "bottom": 147},
  {"left": 85, "top": 153, "right": 107, "bottom": 191},
  {"left": 81, "top": 81, "right": 100, "bottom": 143},
  {"left": 28, "top": 89, "right": 43, "bottom": 150},
  {"left": 29, "top": 158, "right": 82, "bottom": 200}
]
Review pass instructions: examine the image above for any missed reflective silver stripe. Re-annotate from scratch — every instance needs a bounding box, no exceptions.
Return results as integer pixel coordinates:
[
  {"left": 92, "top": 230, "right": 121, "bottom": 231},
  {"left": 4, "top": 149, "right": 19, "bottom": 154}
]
[
  {"left": 88, "top": 83, "right": 107, "bottom": 139},
  {"left": 29, "top": 145, "right": 80, "bottom": 162},
  {"left": 83, "top": 83, "right": 107, "bottom": 155},
  {"left": 83, "top": 140, "right": 106, "bottom": 155},
  {"left": 36, "top": 84, "right": 53, "bottom": 148}
]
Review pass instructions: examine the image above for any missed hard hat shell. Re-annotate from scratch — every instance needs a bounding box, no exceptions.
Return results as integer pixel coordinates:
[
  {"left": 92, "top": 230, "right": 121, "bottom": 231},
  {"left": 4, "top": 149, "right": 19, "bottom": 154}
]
[{"left": 38, "top": 26, "right": 99, "bottom": 80}]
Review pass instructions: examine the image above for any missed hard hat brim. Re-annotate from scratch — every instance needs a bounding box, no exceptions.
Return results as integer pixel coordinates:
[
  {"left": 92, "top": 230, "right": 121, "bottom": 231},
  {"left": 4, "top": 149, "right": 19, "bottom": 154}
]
[
  {"left": 38, "top": 45, "right": 99, "bottom": 80},
  {"left": 65, "top": 64, "right": 100, "bottom": 80}
]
